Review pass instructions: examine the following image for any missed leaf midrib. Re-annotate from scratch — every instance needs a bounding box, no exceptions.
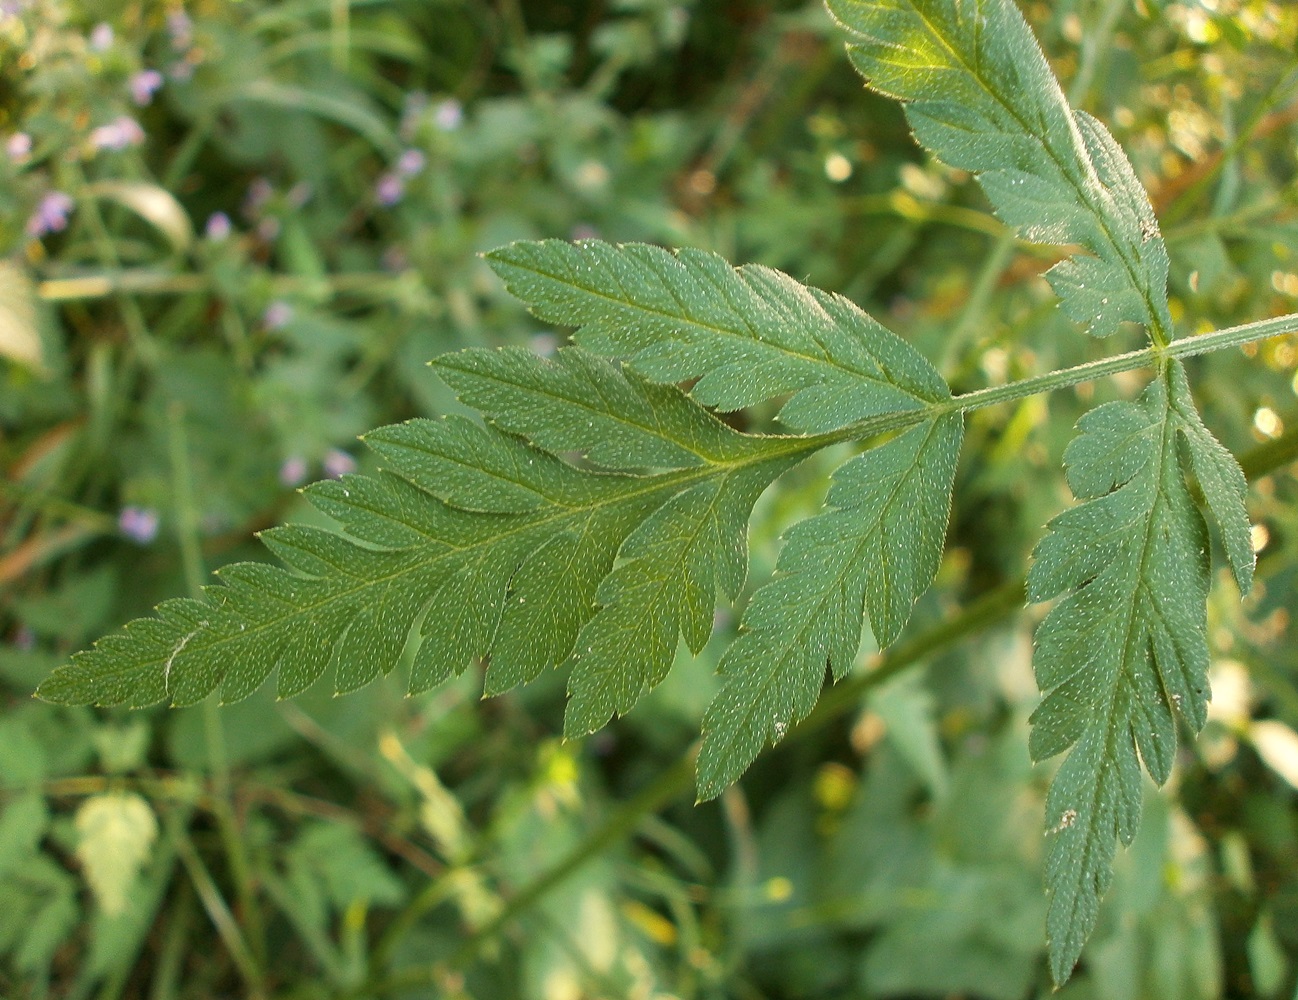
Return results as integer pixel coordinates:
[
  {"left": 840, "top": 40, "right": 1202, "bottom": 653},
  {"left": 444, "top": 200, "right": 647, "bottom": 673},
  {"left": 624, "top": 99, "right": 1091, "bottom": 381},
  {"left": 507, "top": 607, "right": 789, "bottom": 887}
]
[
  {"left": 1051, "top": 379, "right": 1176, "bottom": 965},
  {"left": 494, "top": 250, "right": 933, "bottom": 404},
  {"left": 98, "top": 435, "right": 827, "bottom": 691}
]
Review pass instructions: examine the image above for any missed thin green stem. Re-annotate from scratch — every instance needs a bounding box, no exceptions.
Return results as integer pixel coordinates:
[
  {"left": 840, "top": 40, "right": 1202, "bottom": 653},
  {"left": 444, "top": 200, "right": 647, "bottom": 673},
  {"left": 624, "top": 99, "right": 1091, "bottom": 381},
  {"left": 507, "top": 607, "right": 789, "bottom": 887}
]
[
  {"left": 167, "top": 405, "right": 267, "bottom": 970},
  {"left": 944, "top": 312, "right": 1298, "bottom": 418},
  {"left": 169, "top": 814, "right": 266, "bottom": 998},
  {"left": 806, "top": 312, "right": 1298, "bottom": 454}
]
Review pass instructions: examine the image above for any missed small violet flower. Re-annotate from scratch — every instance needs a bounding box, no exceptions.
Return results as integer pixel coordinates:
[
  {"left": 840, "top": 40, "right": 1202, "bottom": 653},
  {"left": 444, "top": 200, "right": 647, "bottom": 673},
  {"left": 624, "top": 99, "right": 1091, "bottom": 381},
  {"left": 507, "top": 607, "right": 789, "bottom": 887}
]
[
  {"left": 26, "top": 191, "right": 74, "bottom": 237},
  {"left": 204, "top": 211, "right": 231, "bottom": 240},
  {"left": 279, "top": 455, "right": 308, "bottom": 488},
  {"left": 118, "top": 506, "right": 160, "bottom": 545},
  {"left": 6, "top": 131, "right": 31, "bottom": 162},
  {"left": 396, "top": 149, "right": 426, "bottom": 177},
  {"left": 90, "top": 116, "right": 145, "bottom": 151},
  {"left": 130, "top": 69, "right": 164, "bottom": 106},
  {"left": 89, "top": 22, "right": 113, "bottom": 51},
  {"left": 375, "top": 172, "right": 404, "bottom": 206},
  {"left": 262, "top": 301, "right": 293, "bottom": 330},
  {"left": 13, "top": 624, "right": 36, "bottom": 651},
  {"left": 243, "top": 176, "right": 273, "bottom": 217},
  {"left": 323, "top": 449, "right": 357, "bottom": 479},
  {"left": 433, "top": 98, "right": 463, "bottom": 132},
  {"left": 167, "top": 10, "right": 192, "bottom": 50}
]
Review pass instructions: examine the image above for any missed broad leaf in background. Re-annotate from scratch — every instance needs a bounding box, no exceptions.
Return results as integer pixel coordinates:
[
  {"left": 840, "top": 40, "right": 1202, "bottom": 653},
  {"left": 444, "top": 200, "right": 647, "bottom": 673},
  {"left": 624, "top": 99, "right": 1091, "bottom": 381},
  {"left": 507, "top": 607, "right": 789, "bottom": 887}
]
[
  {"left": 485, "top": 239, "right": 950, "bottom": 432},
  {"left": 698, "top": 412, "right": 962, "bottom": 799},
  {"left": 826, "top": 0, "right": 1174, "bottom": 341}
]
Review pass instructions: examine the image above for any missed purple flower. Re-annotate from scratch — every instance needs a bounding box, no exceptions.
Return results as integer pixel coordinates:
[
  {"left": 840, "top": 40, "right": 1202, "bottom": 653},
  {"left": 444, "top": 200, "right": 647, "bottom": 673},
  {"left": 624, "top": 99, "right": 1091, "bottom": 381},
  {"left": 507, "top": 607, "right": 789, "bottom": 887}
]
[
  {"left": 570, "top": 223, "right": 599, "bottom": 241},
  {"left": 26, "top": 191, "right": 74, "bottom": 237},
  {"left": 6, "top": 132, "right": 31, "bottom": 161},
  {"left": 381, "top": 245, "right": 409, "bottom": 272},
  {"left": 396, "top": 149, "right": 426, "bottom": 177},
  {"left": 204, "top": 211, "right": 231, "bottom": 240},
  {"left": 89, "top": 22, "right": 114, "bottom": 51},
  {"left": 90, "top": 116, "right": 145, "bottom": 151},
  {"left": 375, "top": 172, "right": 404, "bottom": 206},
  {"left": 13, "top": 624, "right": 35, "bottom": 651},
  {"left": 286, "top": 182, "right": 313, "bottom": 208},
  {"left": 323, "top": 449, "right": 357, "bottom": 479},
  {"left": 129, "top": 69, "right": 164, "bottom": 106},
  {"left": 118, "top": 506, "right": 160, "bottom": 545},
  {"left": 262, "top": 301, "right": 293, "bottom": 330},
  {"left": 243, "top": 177, "right": 273, "bottom": 217},
  {"left": 167, "top": 10, "right": 192, "bottom": 50},
  {"left": 279, "top": 455, "right": 308, "bottom": 488},
  {"left": 433, "top": 99, "right": 463, "bottom": 132}
]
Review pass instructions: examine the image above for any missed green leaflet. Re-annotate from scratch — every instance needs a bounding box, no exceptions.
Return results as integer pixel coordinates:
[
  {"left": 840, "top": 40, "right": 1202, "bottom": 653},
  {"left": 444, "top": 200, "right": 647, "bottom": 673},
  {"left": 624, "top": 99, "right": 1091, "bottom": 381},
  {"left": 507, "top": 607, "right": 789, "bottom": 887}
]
[
  {"left": 697, "top": 412, "right": 963, "bottom": 800},
  {"left": 36, "top": 360, "right": 807, "bottom": 713},
  {"left": 431, "top": 346, "right": 749, "bottom": 469},
  {"left": 484, "top": 239, "right": 951, "bottom": 431},
  {"left": 827, "top": 0, "right": 1173, "bottom": 341},
  {"left": 1026, "top": 364, "right": 1225, "bottom": 983},
  {"left": 1168, "top": 362, "right": 1255, "bottom": 593}
]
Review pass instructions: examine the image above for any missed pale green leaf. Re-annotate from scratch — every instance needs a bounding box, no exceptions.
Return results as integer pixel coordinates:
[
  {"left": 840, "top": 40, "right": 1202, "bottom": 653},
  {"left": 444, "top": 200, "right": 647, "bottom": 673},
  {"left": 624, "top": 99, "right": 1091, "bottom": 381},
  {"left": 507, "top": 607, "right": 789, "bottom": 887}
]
[
  {"left": 697, "top": 413, "right": 962, "bottom": 798},
  {"left": 1168, "top": 362, "right": 1254, "bottom": 593},
  {"left": 1027, "top": 368, "right": 1211, "bottom": 983},
  {"left": 74, "top": 792, "right": 158, "bottom": 916},
  {"left": 826, "top": 0, "right": 1172, "bottom": 341},
  {"left": 484, "top": 239, "right": 950, "bottom": 432},
  {"left": 86, "top": 181, "right": 194, "bottom": 254}
]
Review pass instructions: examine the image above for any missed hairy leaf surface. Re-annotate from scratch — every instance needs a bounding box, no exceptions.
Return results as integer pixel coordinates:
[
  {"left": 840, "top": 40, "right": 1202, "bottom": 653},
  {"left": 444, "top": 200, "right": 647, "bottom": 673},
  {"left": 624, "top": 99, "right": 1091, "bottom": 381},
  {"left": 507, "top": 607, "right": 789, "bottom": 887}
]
[
  {"left": 1026, "top": 365, "right": 1217, "bottom": 982},
  {"left": 697, "top": 412, "right": 963, "bottom": 799},
  {"left": 485, "top": 239, "right": 951, "bottom": 431},
  {"left": 37, "top": 360, "right": 810, "bottom": 714},
  {"left": 827, "top": 0, "right": 1173, "bottom": 340}
]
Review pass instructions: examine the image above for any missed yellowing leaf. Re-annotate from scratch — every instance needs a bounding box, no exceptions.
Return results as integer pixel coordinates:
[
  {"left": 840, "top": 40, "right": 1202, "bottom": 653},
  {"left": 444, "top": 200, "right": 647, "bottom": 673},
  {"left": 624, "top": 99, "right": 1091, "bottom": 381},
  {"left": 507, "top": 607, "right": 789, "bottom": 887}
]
[
  {"left": 86, "top": 181, "right": 194, "bottom": 254},
  {"left": 0, "top": 261, "right": 43, "bottom": 371},
  {"left": 74, "top": 792, "right": 158, "bottom": 915}
]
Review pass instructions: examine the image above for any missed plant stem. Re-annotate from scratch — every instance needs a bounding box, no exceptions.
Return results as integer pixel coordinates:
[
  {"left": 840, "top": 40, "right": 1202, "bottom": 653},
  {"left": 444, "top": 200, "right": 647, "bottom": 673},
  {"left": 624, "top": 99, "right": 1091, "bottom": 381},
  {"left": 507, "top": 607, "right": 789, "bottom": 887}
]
[
  {"left": 946, "top": 311, "right": 1298, "bottom": 416},
  {"left": 167, "top": 406, "right": 267, "bottom": 971}
]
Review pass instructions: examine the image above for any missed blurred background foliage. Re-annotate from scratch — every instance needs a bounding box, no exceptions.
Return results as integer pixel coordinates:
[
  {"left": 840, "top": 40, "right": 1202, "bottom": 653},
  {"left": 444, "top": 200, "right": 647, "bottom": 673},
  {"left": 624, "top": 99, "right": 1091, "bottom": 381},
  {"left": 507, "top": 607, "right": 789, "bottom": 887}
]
[{"left": 1, "top": 0, "right": 1297, "bottom": 997}]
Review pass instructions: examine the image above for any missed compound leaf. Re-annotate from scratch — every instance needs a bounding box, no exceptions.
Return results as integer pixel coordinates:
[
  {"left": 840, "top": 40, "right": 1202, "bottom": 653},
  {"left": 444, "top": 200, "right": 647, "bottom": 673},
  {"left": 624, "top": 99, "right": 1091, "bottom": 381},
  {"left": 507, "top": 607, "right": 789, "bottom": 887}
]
[
  {"left": 484, "top": 239, "right": 951, "bottom": 432},
  {"left": 827, "top": 0, "right": 1173, "bottom": 341},
  {"left": 37, "top": 359, "right": 808, "bottom": 715},
  {"left": 697, "top": 411, "right": 963, "bottom": 799},
  {"left": 1026, "top": 365, "right": 1215, "bottom": 983}
]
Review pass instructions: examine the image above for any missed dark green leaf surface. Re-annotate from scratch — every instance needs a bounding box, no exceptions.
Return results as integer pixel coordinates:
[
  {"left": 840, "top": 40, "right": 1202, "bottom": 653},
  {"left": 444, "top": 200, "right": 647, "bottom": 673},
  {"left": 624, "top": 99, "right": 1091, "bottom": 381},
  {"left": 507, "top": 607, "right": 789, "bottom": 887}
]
[
  {"left": 697, "top": 412, "right": 962, "bottom": 799},
  {"left": 1026, "top": 366, "right": 1215, "bottom": 982},
  {"left": 827, "top": 0, "right": 1173, "bottom": 341},
  {"left": 484, "top": 239, "right": 950, "bottom": 432},
  {"left": 37, "top": 372, "right": 806, "bottom": 712}
]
